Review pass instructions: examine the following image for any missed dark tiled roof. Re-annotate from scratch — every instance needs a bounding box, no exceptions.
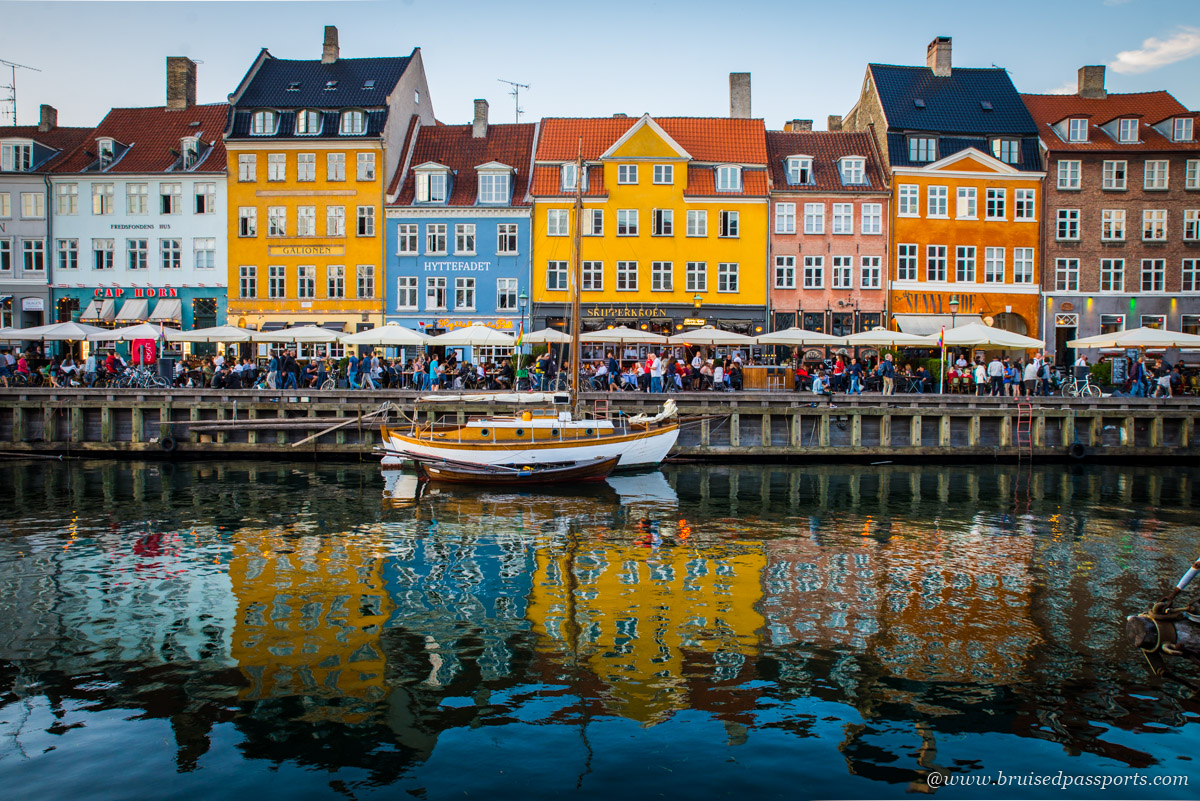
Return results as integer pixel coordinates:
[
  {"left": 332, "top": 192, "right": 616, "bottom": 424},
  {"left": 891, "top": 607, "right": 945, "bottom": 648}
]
[
  {"left": 387, "top": 114, "right": 422, "bottom": 196},
  {"left": 53, "top": 104, "right": 229, "bottom": 174},
  {"left": 765, "top": 131, "right": 888, "bottom": 192},
  {"left": 869, "top": 64, "right": 1037, "bottom": 136},
  {"left": 0, "top": 125, "right": 92, "bottom": 172},
  {"left": 235, "top": 54, "right": 412, "bottom": 108},
  {"left": 390, "top": 122, "right": 536, "bottom": 207},
  {"left": 1020, "top": 91, "right": 1198, "bottom": 153},
  {"left": 535, "top": 116, "right": 768, "bottom": 164},
  {"left": 885, "top": 132, "right": 1042, "bottom": 172},
  {"left": 228, "top": 108, "right": 387, "bottom": 139}
]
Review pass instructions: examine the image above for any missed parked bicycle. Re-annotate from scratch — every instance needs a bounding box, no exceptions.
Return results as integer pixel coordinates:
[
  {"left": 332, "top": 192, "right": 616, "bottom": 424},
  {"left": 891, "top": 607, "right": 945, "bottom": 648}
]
[{"left": 1061, "top": 368, "right": 1100, "bottom": 398}]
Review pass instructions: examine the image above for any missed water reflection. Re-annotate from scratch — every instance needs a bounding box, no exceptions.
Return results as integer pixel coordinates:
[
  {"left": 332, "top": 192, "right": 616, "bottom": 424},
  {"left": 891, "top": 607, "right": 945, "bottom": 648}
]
[{"left": 0, "top": 460, "right": 1197, "bottom": 799}]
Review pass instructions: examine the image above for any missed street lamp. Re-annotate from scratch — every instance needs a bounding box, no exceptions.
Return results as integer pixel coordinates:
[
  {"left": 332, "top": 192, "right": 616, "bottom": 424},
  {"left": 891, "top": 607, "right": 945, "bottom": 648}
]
[
  {"left": 693, "top": 294, "right": 703, "bottom": 310},
  {"left": 518, "top": 290, "right": 528, "bottom": 368},
  {"left": 948, "top": 294, "right": 959, "bottom": 326}
]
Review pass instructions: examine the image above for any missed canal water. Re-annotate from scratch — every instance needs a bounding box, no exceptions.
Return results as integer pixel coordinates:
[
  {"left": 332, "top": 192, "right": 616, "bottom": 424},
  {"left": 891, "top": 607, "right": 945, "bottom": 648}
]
[{"left": 0, "top": 460, "right": 1197, "bottom": 800}]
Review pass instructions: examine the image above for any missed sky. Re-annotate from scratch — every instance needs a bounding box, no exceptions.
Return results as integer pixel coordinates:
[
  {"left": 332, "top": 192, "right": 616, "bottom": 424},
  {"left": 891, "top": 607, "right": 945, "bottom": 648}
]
[{"left": 1, "top": 0, "right": 1198, "bottom": 131}]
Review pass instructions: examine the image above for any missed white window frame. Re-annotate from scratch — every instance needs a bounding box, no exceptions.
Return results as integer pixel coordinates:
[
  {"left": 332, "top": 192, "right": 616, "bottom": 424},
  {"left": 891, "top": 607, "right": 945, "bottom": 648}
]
[
  {"left": 1182, "top": 259, "right": 1200, "bottom": 293},
  {"left": 898, "top": 184, "right": 919, "bottom": 217},
  {"left": 908, "top": 137, "right": 937, "bottom": 162},
  {"left": 832, "top": 256, "right": 853, "bottom": 289},
  {"left": 617, "top": 209, "right": 639, "bottom": 236},
  {"left": 1055, "top": 258, "right": 1079, "bottom": 292},
  {"left": 454, "top": 276, "right": 476, "bottom": 310},
  {"left": 547, "top": 208, "right": 569, "bottom": 237},
  {"left": 616, "top": 261, "right": 638, "bottom": 291},
  {"left": 397, "top": 223, "right": 418, "bottom": 254},
  {"left": 955, "top": 245, "right": 976, "bottom": 282},
  {"left": 237, "top": 154, "right": 257, "bottom": 182},
  {"left": 897, "top": 244, "right": 918, "bottom": 281},
  {"left": 653, "top": 164, "right": 674, "bottom": 185},
  {"left": 1185, "top": 209, "right": 1200, "bottom": 242},
  {"left": 327, "top": 264, "right": 345, "bottom": 299},
  {"left": 56, "top": 239, "right": 78, "bottom": 271},
  {"left": 327, "top": 152, "right": 346, "bottom": 182},
  {"left": 56, "top": 183, "right": 78, "bottom": 215},
  {"left": 582, "top": 261, "right": 603, "bottom": 292},
  {"left": 1144, "top": 160, "right": 1169, "bottom": 190},
  {"left": 1013, "top": 247, "right": 1034, "bottom": 284},
  {"left": 477, "top": 172, "right": 510, "bottom": 204},
  {"left": 251, "top": 110, "right": 277, "bottom": 136},
  {"left": 860, "top": 256, "right": 882, "bottom": 289},
  {"left": 717, "top": 262, "right": 738, "bottom": 293},
  {"left": 356, "top": 265, "right": 375, "bottom": 300},
  {"left": 356, "top": 205, "right": 375, "bottom": 237},
  {"left": 126, "top": 238, "right": 148, "bottom": 271},
  {"left": 1102, "top": 160, "right": 1127, "bottom": 190},
  {"left": 927, "top": 185, "right": 948, "bottom": 218},
  {"left": 1141, "top": 259, "right": 1166, "bottom": 292},
  {"left": 716, "top": 165, "right": 741, "bottom": 192},
  {"left": 1057, "top": 208, "right": 1080, "bottom": 241},
  {"left": 159, "top": 238, "right": 182, "bottom": 270},
  {"left": 1174, "top": 118, "right": 1194, "bottom": 143},
  {"left": 831, "top": 203, "right": 853, "bottom": 234},
  {"left": 239, "top": 206, "right": 257, "bottom": 237},
  {"left": 194, "top": 237, "right": 215, "bottom": 270},
  {"left": 546, "top": 261, "right": 568, "bottom": 291},
  {"left": 956, "top": 187, "right": 977, "bottom": 219},
  {"left": 340, "top": 110, "right": 367, "bottom": 136},
  {"left": 497, "top": 277, "right": 518, "bottom": 310},
  {"left": 686, "top": 209, "right": 707, "bottom": 237},
  {"left": 650, "top": 261, "right": 673, "bottom": 291},
  {"left": 1142, "top": 209, "right": 1167, "bottom": 241},
  {"left": 20, "top": 192, "right": 44, "bottom": 220},
  {"left": 803, "top": 203, "right": 824, "bottom": 234},
  {"left": 1068, "top": 118, "right": 1088, "bottom": 142},
  {"left": 1118, "top": 118, "right": 1139, "bottom": 143},
  {"left": 1187, "top": 160, "right": 1200, "bottom": 190},
  {"left": 296, "top": 152, "right": 316, "bottom": 182},
  {"left": 803, "top": 256, "right": 824, "bottom": 289},
  {"left": 862, "top": 203, "right": 882, "bottom": 235},
  {"left": 296, "top": 265, "right": 316, "bottom": 299},
  {"left": 617, "top": 164, "right": 638, "bottom": 184},
  {"left": 91, "top": 183, "right": 114, "bottom": 215},
  {"left": 686, "top": 262, "right": 706, "bottom": 292},
  {"left": 1101, "top": 209, "right": 1126, "bottom": 242},
  {"left": 584, "top": 208, "right": 603, "bottom": 236},
  {"left": 985, "top": 188, "right": 1006, "bottom": 220},
  {"left": 1057, "top": 160, "right": 1081, "bottom": 190},
  {"left": 239, "top": 266, "right": 257, "bottom": 298},
  {"left": 296, "top": 205, "right": 316, "bottom": 237},
  {"left": 455, "top": 223, "right": 476, "bottom": 255},
  {"left": 427, "top": 276, "right": 449, "bottom": 308},
  {"left": 267, "top": 265, "right": 286, "bottom": 298},
  {"left": 1100, "top": 258, "right": 1125, "bottom": 293},
  {"left": 839, "top": 157, "right": 865, "bottom": 185},
  {"left": 357, "top": 152, "right": 376, "bottom": 182},
  {"left": 497, "top": 223, "right": 519, "bottom": 253},
  {"left": 774, "top": 202, "right": 796, "bottom": 234},
  {"left": 926, "top": 245, "right": 947, "bottom": 282},
  {"left": 1015, "top": 188, "right": 1036, "bottom": 221},
  {"left": 651, "top": 208, "right": 673, "bottom": 237},
  {"left": 786, "top": 157, "right": 811, "bottom": 184},
  {"left": 267, "top": 153, "right": 286, "bottom": 182},
  {"left": 326, "top": 205, "right": 345, "bottom": 237},
  {"left": 718, "top": 210, "right": 739, "bottom": 238},
  {"left": 395, "top": 276, "right": 418, "bottom": 309},
  {"left": 267, "top": 206, "right": 286, "bottom": 237},
  {"left": 774, "top": 255, "right": 795, "bottom": 289},
  {"left": 984, "top": 247, "right": 1004, "bottom": 283},
  {"left": 426, "top": 223, "right": 447, "bottom": 255}
]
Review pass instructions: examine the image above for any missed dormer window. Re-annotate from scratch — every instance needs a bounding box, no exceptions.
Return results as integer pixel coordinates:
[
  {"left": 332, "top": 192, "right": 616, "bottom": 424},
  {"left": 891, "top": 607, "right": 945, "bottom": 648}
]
[
  {"left": 561, "top": 162, "right": 587, "bottom": 192},
  {"left": 716, "top": 165, "right": 741, "bottom": 192},
  {"left": 0, "top": 141, "right": 33, "bottom": 172},
  {"left": 476, "top": 164, "right": 512, "bottom": 204},
  {"left": 324, "top": 80, "right": 338, "bottom": 91},
  {"left": 340, "top": 110, "right": 366, "bottom": 135},
  {"left": 838, "top": 157, "right": 866, "bottom": 185},
  {"left": 991, "top": 139, "right": 1020, "bottom": 165},
  {"left": 250, "top": 110, "right": 277, "bottom": 136},
  {"left": 1068, "top": 118, "right": 1088, "bottom": 142},
  {"left": 1174, "top": 117, "right": 1194, "bottom": 142},
  {"left": 785, "top": 156, "right": 812, "bottom": 185},
  {"left": 908, "top": 136, "right": 937, "bottom": 162},
  {"left": 181, "top": 137, "right": 199, "bottom": 170},
  {"left": 97, "top": 139, "right": 115, "bottom": 169},
  {"left": 415, "top": 168, "right": 449, "bottom": 203},
  {"left": 363, "top": 79, "right": 376, "bottom": 90},
  {"left": 1118, "top": 118, "right": 1139, "bottom": 143},
  {"left": 286, "top": 82, "right": 301, "bottom": 92},
  {"left": 295, "top": 109, "right": 322, "bottom": 135}
]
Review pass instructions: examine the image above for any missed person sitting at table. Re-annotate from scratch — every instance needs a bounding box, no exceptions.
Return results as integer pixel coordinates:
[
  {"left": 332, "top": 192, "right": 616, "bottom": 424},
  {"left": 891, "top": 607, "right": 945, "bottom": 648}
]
[
  {"left": 712, "top": 359, "right": 727, "bottom": 391},
  {"left": 913, "top": 365, "right": 930, "bottom": 393},
  {"left": 794, "top": 362, "right": 811, "bottom": 392},
  {"left": 727, "top": 359, "right": 743, "bottom": 391},
  {"left": 698, "top": 359, "right": 714, "bottom": 390},
  {"left": 812, "top": 369, "right": 831, "bottom": 396},
  {"left": 591, "top": 360, "right": 608, "bottom": 390}
]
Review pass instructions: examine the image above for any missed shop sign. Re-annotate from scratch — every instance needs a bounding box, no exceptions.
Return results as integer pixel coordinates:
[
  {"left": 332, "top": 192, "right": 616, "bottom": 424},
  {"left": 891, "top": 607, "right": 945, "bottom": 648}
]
[
  {"left": 423, "top": 261, "right": 492, "bottom": 272},
  {"left": 21, "top": 298, "right": 44, "bottom": 311},
  {"left": 895, "top": 292, "right": 980, "bottom": 314},
  {"left": 268, "top": 245, "right": 345, "bottom": 257},
  {"left": 585, "top": 304, "right": 671, "bottom": 320},
  {"left": 435, "top": 318, "right": 514, "bottom": 331},
  {"left": 682, "top": 317, "right": 706, "bottom": 326},
  {"left": 92, "top": 287, "right": 180, "bottom": 298}
]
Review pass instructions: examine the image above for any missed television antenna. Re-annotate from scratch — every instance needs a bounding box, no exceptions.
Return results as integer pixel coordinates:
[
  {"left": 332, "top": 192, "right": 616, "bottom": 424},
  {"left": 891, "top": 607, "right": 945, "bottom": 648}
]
[
  {"left": 497, "top": 79, "right": 529, "bottom": 123},
  {"left": 0, "top": 58, "right": 42, "bottom": 126}
]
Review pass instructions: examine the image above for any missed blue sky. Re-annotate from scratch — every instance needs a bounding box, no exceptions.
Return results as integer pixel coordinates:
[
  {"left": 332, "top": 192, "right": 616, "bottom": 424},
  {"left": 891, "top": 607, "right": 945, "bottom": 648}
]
[{"left": 1, "top": 0, "right": 1198, "bottom": 130}]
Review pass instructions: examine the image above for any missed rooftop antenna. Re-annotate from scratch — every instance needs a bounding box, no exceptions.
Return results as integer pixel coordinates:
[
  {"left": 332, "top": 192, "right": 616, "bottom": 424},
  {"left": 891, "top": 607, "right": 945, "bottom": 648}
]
[
  {"left": 0, "top": 58, "right": 42, "bottom": 126},
  {"left": 497, "top": 78, "right": 529, "bottom": 123}
]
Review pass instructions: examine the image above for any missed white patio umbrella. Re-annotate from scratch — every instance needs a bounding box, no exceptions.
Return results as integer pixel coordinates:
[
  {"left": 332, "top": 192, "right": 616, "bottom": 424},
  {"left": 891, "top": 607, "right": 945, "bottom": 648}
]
[
  {"left": 87, "top": 322, "right": 180, "bottom": 342},
  {"left": 521, "top": 327, "right": 574, "bottom": 344},
  {"left": 669, "top": 326, "right": 756, "bottom": 346},
  {"left": 1067, "top": 327, "right": 1200, "bottom": 350},
  {"left": 166, "top": 325, "right": 254, "bottom": 343},
  {"left": 580, "top": 325, "right": 668, "bottom": 344},
  {"left": 844, "top": 327, "right": 935, "bottom": 347},
  {"left": 0, "top": 327, "right": 21, "bottom": 341},
  {"left": 429, "top": 323, "right": 516, "bottom": 348},
  {"left": 251, "top": 325, "right": 343, "bottom": 344},
  {"left": 342, "top": 323, "right": 429, "bottom": 347},
  {"left": 932, "top": 322, "right": 1043, "bottom": 349},
  {"left": 754, "top": 327, "right": 848, "bottom": 347},
  {"left": 16, "top": 321, "right": 110, "bottom": 341}
]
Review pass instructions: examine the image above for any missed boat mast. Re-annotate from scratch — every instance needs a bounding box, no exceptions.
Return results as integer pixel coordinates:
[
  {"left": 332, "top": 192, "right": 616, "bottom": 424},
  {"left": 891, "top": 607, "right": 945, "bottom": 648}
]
[{"left": 569, "top": 137, "right": 584, "bottom": 412}]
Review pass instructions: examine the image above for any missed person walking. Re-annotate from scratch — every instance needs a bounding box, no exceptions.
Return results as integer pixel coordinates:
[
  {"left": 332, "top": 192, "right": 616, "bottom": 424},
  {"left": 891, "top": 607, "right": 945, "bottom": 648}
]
[
  {"left": 650, "top": 350, "right": 663, "bottom": 394},
  {"left": 1023, "top": 356, "right": 1039, "bottom": 397},
  {"left": 848, "top": 357, "right": 863, "bottom": 395},
  {"left": 987, "top": 356, "right": 1005, "bottom": 396},
  {"left": 880, "top": 353, "right": 895, "bottom": 395}
]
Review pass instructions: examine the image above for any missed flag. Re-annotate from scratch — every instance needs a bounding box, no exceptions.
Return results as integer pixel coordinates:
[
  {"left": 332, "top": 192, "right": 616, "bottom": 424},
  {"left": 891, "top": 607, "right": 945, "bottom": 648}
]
[
  {"left": 514, "top": 321, "right": 524, "bottom": 348},
  {"left": 937, "top": 326, "right": 945, "bottom": 350}
]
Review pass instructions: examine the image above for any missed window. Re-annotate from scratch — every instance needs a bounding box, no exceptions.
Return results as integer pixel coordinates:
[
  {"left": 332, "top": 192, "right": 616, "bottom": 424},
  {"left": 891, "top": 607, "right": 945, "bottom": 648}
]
[
  {"left": 954, "top": 186, "right": 977, "bottom": 219},
  {"left": 267, "top": 153, "right": 286, "bottom": 182},
  {"left": 56, "top": 183, "right": 77, "bottom": 215},
  {"left": 1183, "top": 259, "right": 1200, "bottom": 292},
  {"left": 1188, "top": 160, "right": 1200, "bottom": 190},
  {"left": 497, "top": 278, "right": 518, "bottom": 310},
  {"left": 584, "top": 209, "right": 603, "bottom": 236},
  {"left": 984, "top": 247, "right": 1004, "bottom": 283},
  {"left": 478, "top": 173, "right": 510, "bottom": 203},
  {"left": 239, "top": 207, "right": 257, "bottom": 237},
  {"left": 719, "top": 210, "right": 739, "bottom": 237},
  {"left": 651, "top": 261, "right": 673, "bottom": 291},
  {"left": 327, "top": 264, "right": 345, "bottom": 298},
  {"left": 803, "top": 256, "right": 824, "bottom": 288},
  {"left": 774, "top": 256, "right": 795, "bottom": 289},
  {"left": 803, "top": 203, "right": 825, "bottom": 234},
  {"left": 1175, "top": 118, "right": 1195, "bottom": 142},
  {"left": 1068, "top": 118, "right": 1088, "bottom": 142},
  {"left": 582, "top": 261, "right": 603, "bottom": 291},
  {"left": 653, "top": 164, "right": 674, "bottom": 184},
  {"left": 341, "top": 110, "right": 366, "bottom": 135},
  {"left": 1118, "top": 118, "right": 1138, "bottom": 143},
  {"left": 455, "top": 224, "right": 476, "bottom": 254},
  {"left": 189, "top": 182, "right": 215, "bottom": 215},
  {"left": 687, "top": 210, "right": 707, "bottom": 237},
  {"left": 1057, "top": 208, "right": 1080, "bottom": 240},
  {"left": 617, "top": 261, "right": 638, "bottom": 291},
  {"left": 1101, "top": 209, "right": 1125, "bottom": 241},
  {"left": 832, "top": 203, "right": 853, "bottom": 234},
  {"left": 1144, "top": 160, "right": 1169, "bottom": 190},
  {"left": 686, "top": 262, "right": 706, "bottom": 292},
  {"left": 251, "top": 110, "right": 277, "bottom": 135},
  {"left": 1143, "top": 209, "right": 1167, "bottom": 241},
  {"left": 296, "top": 265, "right": 315, "bottom": 299},
  {"left": 547, "top": 209, "right": 569, "bottom": 236},
  {"left": 237, "top": 154, "right": 257, "bottom": 182},
  {"left": 1100, "top": 259, "right": 1125, "bottom": 292},
  {"left": 357, "top": 153, "right": 376, "bottom": 181},
  {"left": 617, "top": 209, "right": 639, "bottom": 236},
  {"left": 356, "top": 205, "right": 375, "bottom": 236},
  {"left": 0, "top": 142, "right": 33, "bottom": 171},
  {"left": 426, "top": 224, "right": 447, "bottom": 254},
  {"left": 1013, "top": 248, "right": 1034, "bottom": 284},
  {"left": 22, "top": 240, "right": 44, "bottom": 272},
  {"left": 546, "top": 261, "right": 568, "bottom": 291},
  {"left": 92, "top": 239, "right": 114, "bottom": 270},
  {"left": 326, "top": 205, "right": 345, "bottom": 237},
  {"left": 1100, "top": 314, "right": 1125, "bottom": 334},
  {"left": 716, "top": 166, "right": 741, "bottom": 191},
  {"left": 497, "top": 223, "right": 518, "bottom": 253},
  {"left": 617, "top": 164, "right": 638, "bottom": 184},
  {"left": 396, "top": 276, "right": 418, "bottom": 309},
  {"left": 296, "top": 206, "right": 316, "bottom": 236},
  {"left": 651, "top": 209, "right": 673, "bottom": 236},
  {"left": 861, "top": 256, "right": 882, "bottom": 289},
  {"left": 926, "top": 246, "right": 947, "bottom": 282},
  {"left": 786, "top": 157, "right": 811, "bottom": 184},
  {"left": 427, "top": 276, "right": 448, "bottom": 307},
  {"left": 455, "top": 277, "right": 475, "bottom": 309},
  {"left": 397, "top": 224, "right": 418, "bottom": 254},
  {"left": 1141, "top": 314, "right": 1166, "bottom": 330},
  {"left": 1102, "top": 160, "right": 1127, "bottom": 190},
  {"left": 956, "top": 246, "right": 977, "bottom": 282},
  {"left": 832, "top": 256, "right": 853, "bottom": 288},
  {"left": 268, "top": 265, "right": 285, "bottom": 298},
  {"left": 295, "top": 109, "right": 321, "bottom": 135},
  {"left": 897, "top": 244, "right": 918, "bottom": 281},
  {"left": 297, "top": 153, "right": 316, "bottom": 182},
  {"left": 908, "top": 137, "right": 936, "bottom": 162},
  {"left": 1055, "top": 258, "right": 1079, "bottom": 291},
  {"left": 985, "top": 188, "right": 1006, "bottom": 220},
  {"left": 862, "top": 203, "right": 882, "bottom": 235},
  {"left": 97, "top": 139, "right": 114, "bottom": 169},
  {"left": 56, "top": 239, "right": 78, "bottom": 271},
  {"left": 160, "top": 239, "right": 181, "bottom": 270},
  {"left": 157, "top": 183, "right": 181, "bottom": 215},
  {"left": 927, "top": 185, "right": 948, "bottom": 217},
  {"left": 898, "top": 185, "right": 919, "bottom": 216},
  {"left": 1057, "top": 160, "right": 1081, "bottom": 190},
  {"left": 194, "top": 238, "right": 215, "bottom": 270},
  {"left": 127, "top": 238, "right": 148, "bottom": 270},
  {"left": 267, "top": 206, "right": 286, "bottom": 236},
  {"left": 326, "top": 152, "right": 346, "bottom": 182},
  {"left": 717, "top": 263, "right": 738, "bottom": 292},
  {"left": 992, "top": 139, "right": 1019, "bottom": 164},
  {"left": 1015, "top": 188, "right": 1036, "bottom": 220},
  {"left": 839, "top": 158, "right": 865, "bottom": 185},
  {"left": 1185, "top": 210, "right": 1200, "bottom": 241},
  {"left": 239, "top": 266, "right": 256, "bottom": 298},
  {"left": 0, "top": 239, "right": 9, "bottom": 272},
  {"left": 20, "top": 192, "right": 43, "bottom": 219},
  {"left": 415, "top": 171, "right": 447, "bottom": 203},
  {"left": 92, "top": 183, "right": 113, "bottom": 215},
  {"left": 774, "top": 202, "right": 795, "bottom": 234},
  {"left": 560, "top": 163, "right": 582, "bottom": 192},
  {"left": 1141, "top": 259, "right": 1165, "bottom": 292}
]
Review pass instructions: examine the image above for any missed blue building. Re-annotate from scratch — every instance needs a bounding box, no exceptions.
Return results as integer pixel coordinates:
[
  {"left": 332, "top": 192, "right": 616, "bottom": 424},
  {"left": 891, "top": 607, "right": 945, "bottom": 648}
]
[{"left": 385, "top": 101, "right": 536, "bottom": 364}]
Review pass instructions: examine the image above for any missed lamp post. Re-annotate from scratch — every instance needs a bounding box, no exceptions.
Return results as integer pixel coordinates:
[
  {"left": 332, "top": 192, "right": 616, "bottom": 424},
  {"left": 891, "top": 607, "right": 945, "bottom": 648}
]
[
  {"left": 949, "top": 294, "right": 959, "bottom": 327},
  {"left": 518, "top": 290, "right": 528, "bottom": 370}
]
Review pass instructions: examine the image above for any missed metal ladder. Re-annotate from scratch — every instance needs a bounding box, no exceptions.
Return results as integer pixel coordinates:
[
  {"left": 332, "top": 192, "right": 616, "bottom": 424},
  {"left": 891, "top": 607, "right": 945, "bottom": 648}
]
[
  {"left": 592, "top": 398, "right": 611, "bottom": 421},
  {"left": 1016, "top": 401, "right": 1033, "bottom": 460}
]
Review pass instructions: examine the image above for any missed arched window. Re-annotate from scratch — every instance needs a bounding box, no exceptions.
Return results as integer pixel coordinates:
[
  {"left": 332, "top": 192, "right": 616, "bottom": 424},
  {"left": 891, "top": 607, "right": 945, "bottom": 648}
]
[
  {"left": 340, "top": 110, "right": 366, "bottom": 135},
  {"left": 250, "top": 110, "right": 277, "bottom": 136},
  {"left": 295, "top": 109, "right": 322, "bottom": 135}
]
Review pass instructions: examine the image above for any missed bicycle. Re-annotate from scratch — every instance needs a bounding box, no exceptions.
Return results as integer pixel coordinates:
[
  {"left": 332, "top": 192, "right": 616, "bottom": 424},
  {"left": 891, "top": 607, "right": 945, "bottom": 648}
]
[{"left": 1061, "top": 371, "right": 1100, "bottom": 398}]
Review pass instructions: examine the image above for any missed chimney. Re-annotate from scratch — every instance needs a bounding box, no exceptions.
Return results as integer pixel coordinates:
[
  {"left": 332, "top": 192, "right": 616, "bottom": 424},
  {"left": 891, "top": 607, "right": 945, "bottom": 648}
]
[
  {"left": 827, "top": 115, "right": 843, "bottom": 132},
  {"left": 37, "top": 104, "right": 57, "bottom": 133},
  {"left": 473, "top": 99, "right": 489, "bottom": 139},
  {"left": 1077, "top": 65, "right": 1107, "bottom": 100},
  {"left": 785, "top": 119, "right": 813, "bottom": 132},
  {"left": 926, "top": 36, "right": 952, "bottom": 78},
  {"left": 322, "top": 25, "right": 340, "bottom": 64},
  {"left": 166, "top": 57, "right": 197, "bottom": 111},
  {"left": 729, "top": 72, "right": 751, "bottom": 119}
]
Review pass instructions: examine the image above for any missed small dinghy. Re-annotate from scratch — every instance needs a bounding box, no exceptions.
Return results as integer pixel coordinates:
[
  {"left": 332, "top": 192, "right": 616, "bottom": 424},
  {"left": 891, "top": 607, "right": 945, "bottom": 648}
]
[{"left": 415, "top": 455, "right": 620, "bottom": 485}]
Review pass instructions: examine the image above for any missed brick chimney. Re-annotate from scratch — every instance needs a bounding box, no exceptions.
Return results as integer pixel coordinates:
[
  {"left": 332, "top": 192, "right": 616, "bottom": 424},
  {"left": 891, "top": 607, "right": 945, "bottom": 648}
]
[
  {"left": 37, "top": 104, "right": 57, "bottom": 133},
  {"left": 1077, "top": 65, "right": 1107, "bottom": 100},
  {"left": 926, "top": 36, "right": 952, "bottom": 77},
  {"left": 473, "top": 99, "right": 489, "bottom": 139},
  {"left": 827, "top": 115, "right": 843, "bottom": 132},
  {"left": 322, "top": 25, "right": 340, "bottom": 64},
  {"left": 785, "top": 119, "right": 813, "bottom": 132},
  {"left": 729, "top": 73, "right": 751, "bottom": 119},
  {"left": 166, "top": 57, "right": 197, "bottom": 110}
]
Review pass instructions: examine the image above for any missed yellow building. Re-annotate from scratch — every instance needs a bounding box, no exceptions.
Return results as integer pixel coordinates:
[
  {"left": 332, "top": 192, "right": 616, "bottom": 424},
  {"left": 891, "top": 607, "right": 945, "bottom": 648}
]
[
  {"left": 530, "top": 114, "right": 770, "bottom": 345},
  {"left": 223, "top": 26, "right": 433, "bottom": 337}
]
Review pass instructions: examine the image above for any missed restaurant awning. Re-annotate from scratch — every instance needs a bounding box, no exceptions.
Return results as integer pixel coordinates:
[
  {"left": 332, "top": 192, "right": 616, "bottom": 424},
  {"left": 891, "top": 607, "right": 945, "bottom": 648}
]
[
  {"left": 320, "top": 322, "right": 347, "bottom": 332},
  {"left": 147, "top": 298, "right": 182, "bottom": 322},
  {"left": 893, "top": 314, "right": 985, "bottom": 336},
  {"left": 115, "top": 298, "right": 149, "bottom": 322},
  {"left": 81, "top": 299, "right": 116, "bottom": 322},
  {"left": 260, "top": 321, "right": 287, "bottom": 332}
]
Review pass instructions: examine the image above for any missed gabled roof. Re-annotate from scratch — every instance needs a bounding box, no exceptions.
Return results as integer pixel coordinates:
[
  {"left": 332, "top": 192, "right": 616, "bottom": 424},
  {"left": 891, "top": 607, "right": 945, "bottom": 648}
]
[
  {"left": 535, "top": 116, "right": 767, "bottom": 164},
  {"left": 765, "top": 130, "right": 889, "bottom": 193},
  {"left": 1020, "top": 91, "right": 1198, "bottom": 153},
  {"left": 600, "top": 115, "right": 691, "bottom": 159},
  {"left": 869, "top": 64, "right": 1037, "bottom": 136},
  {"left": 390, "top": 122, "right": 536, "bottom": 207},
  {"left": 232, "top": 52, "right": 413, "bottom": 108},
  {"left": 53, "top": 104, "right": 229, "bottom": 175},
  {"left": 0, "top": 125, "right": 93, "bottom": 173}
]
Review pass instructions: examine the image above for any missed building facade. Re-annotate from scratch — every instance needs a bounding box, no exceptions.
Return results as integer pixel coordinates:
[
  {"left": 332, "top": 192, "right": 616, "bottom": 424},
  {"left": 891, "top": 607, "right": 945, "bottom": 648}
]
[
  {"left": 0, "top": 106, "right": 91, "bottom": 329},
  {"left": 48, "top": 59, "right": 228, "bottom": 332},
  {"left": 765, "top": 122, "right": 890, "bottom": 339},
  {"left": 384, "top": 101, "right": 536, "bottom": 361},
  {"left": 844, "top": 37, "right": 1045, "bottom": 338},
  {"left": 1022, "top": 67, "right": 1200, "bottom": 364},
  {"left": 224, "top": 26, "right": 434, "bottom": 337}
]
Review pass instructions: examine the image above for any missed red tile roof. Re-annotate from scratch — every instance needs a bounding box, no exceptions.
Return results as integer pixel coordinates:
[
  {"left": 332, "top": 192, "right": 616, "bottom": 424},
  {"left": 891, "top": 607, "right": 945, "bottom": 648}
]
[
  {"left": 529, "top": 165, "right": 607, "bottom": 198},
  {"left": 387, "top": 114, "right": 422, "bottom": 197},
  {"left": 765, "top": 131, "right": 889, "bottom": 193},
  {"left": 0, "top": 125, "right": 93, "bottom": 171},
  {"left": 535, "top": 116, "right": 768, "bottom": 164},
  {"left": 1020, "top": 92, "right": 1197, "bottom": 153},
  {"left": 390, "top": 122, "right": 537, "bottom": 207},
  {"left": 683, "top": 166, "right": 769, "bottom": 197},
  {"left": 53, "top": 103, "right": 229, "bottom": 174}
]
